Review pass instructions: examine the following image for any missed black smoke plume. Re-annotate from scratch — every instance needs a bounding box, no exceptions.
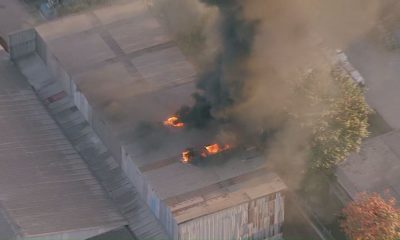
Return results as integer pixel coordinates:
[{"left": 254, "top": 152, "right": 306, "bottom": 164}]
[{"left": 177, "top": 0, "right": 258, "bottom": 128}]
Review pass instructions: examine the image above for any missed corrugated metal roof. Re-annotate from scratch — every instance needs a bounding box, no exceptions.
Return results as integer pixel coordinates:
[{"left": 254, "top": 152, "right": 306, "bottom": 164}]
[{"left": 0, "top": 52, "right": 126, "bottom": 238}]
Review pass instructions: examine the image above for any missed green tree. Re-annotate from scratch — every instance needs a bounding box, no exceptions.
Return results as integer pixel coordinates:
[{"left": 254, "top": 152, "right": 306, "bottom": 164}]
[{"left": 309, "top": 66, "right": 372, "bottom": 169}]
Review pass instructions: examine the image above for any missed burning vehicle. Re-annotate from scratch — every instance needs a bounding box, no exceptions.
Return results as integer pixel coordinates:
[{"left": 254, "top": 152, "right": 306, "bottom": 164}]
[
  {"left": 161, "top": 112, "right": 272, "bottom": 166},
  {"left": 162, "top": 115, "right": 235, "bottom": 164},
  {"left": 200, "top": 143, "right": 231, "bottom": 157},
  {"left": 180, "top": 143, "right": 232, "bottom": 164}
]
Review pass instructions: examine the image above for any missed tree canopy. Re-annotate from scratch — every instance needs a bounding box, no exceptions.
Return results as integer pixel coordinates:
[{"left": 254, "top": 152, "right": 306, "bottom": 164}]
[
  {"left": 309, "top": 66, "right": 372, "bottom": 169},
  {"left": 341, "top": 192, "right": 400, "bottom": 240}
]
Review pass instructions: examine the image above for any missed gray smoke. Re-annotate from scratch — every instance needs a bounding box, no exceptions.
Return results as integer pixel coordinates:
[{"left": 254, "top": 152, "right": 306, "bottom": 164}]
[{"left": 171, "top": 0, "right": 387, "bottom": 187}]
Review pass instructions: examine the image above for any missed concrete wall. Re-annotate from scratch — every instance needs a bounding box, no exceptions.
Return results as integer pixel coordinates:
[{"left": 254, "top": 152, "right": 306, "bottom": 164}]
[
  {"left": 35, "top": 30, "right": 123, "bottom": 163},
  {"left": 9, "top": 29, "right": 36, "bottom": 60},
  {"left": 178, "top": 192, "right": 284, "bottom": 240}
]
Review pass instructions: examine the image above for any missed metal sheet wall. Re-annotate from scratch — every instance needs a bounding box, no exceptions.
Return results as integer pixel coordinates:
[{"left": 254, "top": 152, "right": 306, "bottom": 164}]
[
  {"left": 247, "top": 193, "right": 284, "bottom": 239},
  {"left": 178, "top": 192, "right": 285, "bottom": 240},
  {"left": 8, "top": 29, "right": 36, "bottom": 60},
  {"left": 121, "top": 146, "right": 179, "bottom": 239},
  {"left": 179, "top": 203, "right": 249, "bottom": 240},
  {"left": 34, "top": 30, "right": 123, "bottom": 163}
]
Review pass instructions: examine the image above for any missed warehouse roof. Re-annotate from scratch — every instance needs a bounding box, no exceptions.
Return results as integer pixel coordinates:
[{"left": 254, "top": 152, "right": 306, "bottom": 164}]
[
  {"left": 0, "top": 51, "right": 126, "bottom": 239},
  {"left": 35, "top": 0, "right": 286, "bottom": 223}
]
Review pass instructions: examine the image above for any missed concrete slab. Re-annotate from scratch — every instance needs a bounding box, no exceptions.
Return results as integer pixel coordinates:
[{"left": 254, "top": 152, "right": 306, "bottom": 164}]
[
  {"left": 74, "top": 61, "right": 196, "bottom": 135},
  {"left": 76, "top": 62, "right": 141, "bottom": 104},
  {"left": 145, "top": 154, "right": 267, "bottom": 200},
  {"left": 94, "top": 1, "right": 146, "bottom": 25},
  {"left": 132, "top": 47, "right": 195, "bottom": 86},
  {"left": 48, "top": 32, "right": 115, "bottom": 74},
  {"left": 0, "top": 0, "right": 36, "bottom": 37},
  {"left": 108, "top": 15, "right": 171, "bottom": 54},
  {"left": 36, "top": 14, "right": 94, "bottom": 42}
]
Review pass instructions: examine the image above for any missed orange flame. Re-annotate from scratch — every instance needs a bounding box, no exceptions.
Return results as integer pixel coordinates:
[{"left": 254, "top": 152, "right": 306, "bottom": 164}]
[
  {"left": 201, "top": 143, "right": 231, "bottom": 157},
  {"left": 164, "top": 116, "right": 184, "bottom": 128},
  {"left": 182, "top": 150, "right": 192, "bottom": 163}
]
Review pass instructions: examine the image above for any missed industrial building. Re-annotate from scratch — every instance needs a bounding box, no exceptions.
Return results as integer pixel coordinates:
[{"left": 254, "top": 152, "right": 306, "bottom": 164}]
[{"left": 7, "top": 0, "right": 287, "bottom": 239}]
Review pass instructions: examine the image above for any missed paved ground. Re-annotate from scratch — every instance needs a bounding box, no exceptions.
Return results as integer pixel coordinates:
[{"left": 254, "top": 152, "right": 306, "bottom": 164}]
[
  {"left": 347, "top": 35, "right": 400, "bottom": 130},
  {"left": 337, "top": 11, "right": 400, "bottom": 203},
  {"left": 283, "top": 195, "right": 325, "bottom": 240},
  {"left": 337, "top": 129, "right": 400, "bottom": 200}
]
